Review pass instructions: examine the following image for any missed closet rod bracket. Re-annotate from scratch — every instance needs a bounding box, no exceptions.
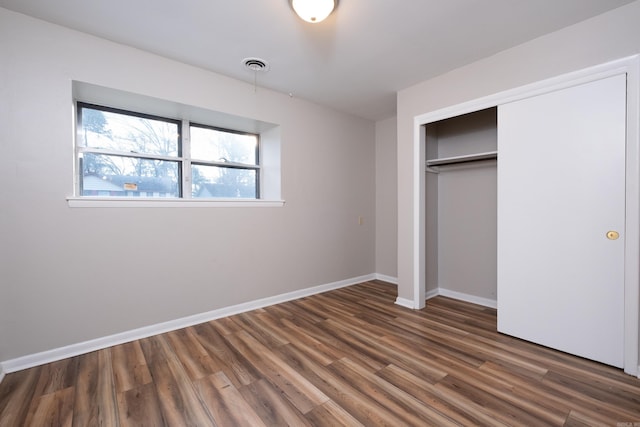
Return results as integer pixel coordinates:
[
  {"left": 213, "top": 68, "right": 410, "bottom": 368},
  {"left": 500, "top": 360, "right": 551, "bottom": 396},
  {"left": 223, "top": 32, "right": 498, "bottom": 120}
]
[{"left": 425, "top": 166, "right": 440, "bottom": 174}]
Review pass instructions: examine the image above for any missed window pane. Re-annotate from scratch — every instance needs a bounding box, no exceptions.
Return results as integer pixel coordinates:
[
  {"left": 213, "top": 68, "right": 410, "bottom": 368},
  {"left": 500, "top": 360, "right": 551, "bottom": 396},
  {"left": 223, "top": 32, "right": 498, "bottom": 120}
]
[
  {"left": 192, "top": 165, "right": 257, "bottom": 198},
  {"left": 190, "top": 126, "right": 257, "bottom": 165},
  {"left": 80, "top": 106, "right": 179, "bottom": 156},
  {"left": 81, "top": 153, "right": 180, "bottom": 197}
]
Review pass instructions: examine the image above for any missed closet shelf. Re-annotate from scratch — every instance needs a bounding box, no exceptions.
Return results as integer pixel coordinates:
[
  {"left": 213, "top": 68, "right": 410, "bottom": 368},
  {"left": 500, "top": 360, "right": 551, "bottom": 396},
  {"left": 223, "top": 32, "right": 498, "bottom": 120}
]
[{"left": 426, "top": 150, "right": 498, "bottom": 167}]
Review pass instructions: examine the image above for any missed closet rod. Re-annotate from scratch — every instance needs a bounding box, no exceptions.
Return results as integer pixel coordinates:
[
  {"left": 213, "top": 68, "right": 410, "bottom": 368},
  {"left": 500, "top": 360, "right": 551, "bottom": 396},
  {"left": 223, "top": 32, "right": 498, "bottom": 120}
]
[{"left": 426, "top": 150, "right": 497, "bottom": 173}]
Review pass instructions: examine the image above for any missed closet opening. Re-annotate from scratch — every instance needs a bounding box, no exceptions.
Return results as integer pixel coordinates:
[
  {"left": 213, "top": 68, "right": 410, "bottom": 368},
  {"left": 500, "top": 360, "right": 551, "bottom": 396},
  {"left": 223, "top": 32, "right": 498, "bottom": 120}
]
[{"left": 424, "top": 107, "right": 498, "bottom": 308}]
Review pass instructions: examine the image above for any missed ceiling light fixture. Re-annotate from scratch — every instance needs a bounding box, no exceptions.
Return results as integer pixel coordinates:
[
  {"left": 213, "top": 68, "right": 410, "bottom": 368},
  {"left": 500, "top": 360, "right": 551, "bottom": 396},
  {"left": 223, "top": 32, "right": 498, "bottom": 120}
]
[{"left": 290, "top": 0, "right": 337, "bottom": 23}]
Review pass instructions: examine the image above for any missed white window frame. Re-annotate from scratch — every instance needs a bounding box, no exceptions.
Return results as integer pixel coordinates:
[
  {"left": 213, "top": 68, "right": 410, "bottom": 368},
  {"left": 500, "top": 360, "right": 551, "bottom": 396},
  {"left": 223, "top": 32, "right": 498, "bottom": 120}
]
[{"left": 68, "top": 81, "right": 284, "bottom": 208}]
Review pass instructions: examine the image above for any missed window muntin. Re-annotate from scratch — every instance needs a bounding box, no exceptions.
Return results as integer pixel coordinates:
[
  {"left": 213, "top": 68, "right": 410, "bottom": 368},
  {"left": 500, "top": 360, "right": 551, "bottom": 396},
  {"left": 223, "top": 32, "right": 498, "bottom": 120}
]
[{"left": 76, "top": 103, "right": 260, "bottom": 199}]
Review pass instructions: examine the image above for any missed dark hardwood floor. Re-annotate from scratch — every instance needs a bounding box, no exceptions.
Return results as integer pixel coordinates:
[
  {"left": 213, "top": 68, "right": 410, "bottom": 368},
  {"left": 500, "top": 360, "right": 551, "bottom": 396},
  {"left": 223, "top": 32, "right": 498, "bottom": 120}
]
[{"left": 1, "top": 280, "right": 639, "bottom": 426}]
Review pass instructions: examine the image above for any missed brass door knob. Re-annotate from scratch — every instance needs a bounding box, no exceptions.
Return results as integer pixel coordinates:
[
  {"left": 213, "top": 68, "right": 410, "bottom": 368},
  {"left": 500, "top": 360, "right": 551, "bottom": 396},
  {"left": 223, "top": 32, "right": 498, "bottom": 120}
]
[{"left": 607, "top": 231, "right": 620, "bottom": 240}]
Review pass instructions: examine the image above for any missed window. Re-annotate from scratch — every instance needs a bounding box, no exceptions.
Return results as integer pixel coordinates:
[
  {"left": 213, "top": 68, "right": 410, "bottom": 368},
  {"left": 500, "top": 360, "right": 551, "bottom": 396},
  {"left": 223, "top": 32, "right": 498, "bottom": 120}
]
[
  {"left": 190, "top": 124, "right": 259, "bottom": 199},
  {"left": 76, "top": 103, "right": 260, "bottom": 199}
]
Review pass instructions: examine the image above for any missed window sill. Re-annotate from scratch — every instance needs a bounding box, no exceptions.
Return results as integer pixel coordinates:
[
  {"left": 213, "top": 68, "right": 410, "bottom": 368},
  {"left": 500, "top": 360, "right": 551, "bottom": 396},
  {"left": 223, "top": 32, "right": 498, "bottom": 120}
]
[{"left": 67, "top": 197, "right": 285, "bottom": 208}]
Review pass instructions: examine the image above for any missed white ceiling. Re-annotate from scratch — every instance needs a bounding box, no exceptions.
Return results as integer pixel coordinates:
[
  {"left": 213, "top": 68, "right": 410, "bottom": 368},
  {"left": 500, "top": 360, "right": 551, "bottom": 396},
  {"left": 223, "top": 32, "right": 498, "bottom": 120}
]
[{"left": 0, "top": 0, "right": 635, "bottom": 121}]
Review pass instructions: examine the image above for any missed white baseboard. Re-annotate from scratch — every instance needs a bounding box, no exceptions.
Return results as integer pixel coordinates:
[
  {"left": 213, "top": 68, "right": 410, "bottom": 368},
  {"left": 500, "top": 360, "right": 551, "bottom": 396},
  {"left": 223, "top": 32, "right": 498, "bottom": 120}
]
[
  {"left": 0, "top": 365, "right": 5, "bottom": 385},
  {"left": 375, "top": 273, "right": 398, "bottom": 285},
  {"left": 401, "top": 287, "right": 497, "bottom": 310},
  {"left": 436, "top": 288, "right": 497, "bottom": 309},
  {"left": 426, "top": 288, "right": 439, "bottom": 300},
  {"left": 394, "top": 297, "right": 414, "bottom": 309},
  {"left": 1, "top": 273, "right": 377, "bottom": 374}
]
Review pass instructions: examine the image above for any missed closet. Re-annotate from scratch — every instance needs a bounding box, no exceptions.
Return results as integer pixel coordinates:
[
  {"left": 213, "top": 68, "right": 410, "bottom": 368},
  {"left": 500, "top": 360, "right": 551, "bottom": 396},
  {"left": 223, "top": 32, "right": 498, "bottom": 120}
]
[
  {"left": 415, "top": 58, "right": 638, "bottom": 372},
  {"left": 424, "top": 108, "right": 497, "bottom": 304}
]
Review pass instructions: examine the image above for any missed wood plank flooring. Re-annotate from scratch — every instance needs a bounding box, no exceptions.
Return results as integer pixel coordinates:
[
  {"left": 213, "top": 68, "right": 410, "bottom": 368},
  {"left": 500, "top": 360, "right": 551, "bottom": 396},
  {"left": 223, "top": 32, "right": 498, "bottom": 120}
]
[{"left": 1, "top": 280, "right": 640, "bottom": 426}]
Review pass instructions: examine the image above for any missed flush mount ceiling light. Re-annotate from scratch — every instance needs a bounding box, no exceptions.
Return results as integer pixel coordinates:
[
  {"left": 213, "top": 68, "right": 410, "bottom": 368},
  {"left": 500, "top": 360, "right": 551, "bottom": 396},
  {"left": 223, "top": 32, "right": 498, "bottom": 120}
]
[{"left": 290, "top": 0, "right": 337, "bottom": 23}]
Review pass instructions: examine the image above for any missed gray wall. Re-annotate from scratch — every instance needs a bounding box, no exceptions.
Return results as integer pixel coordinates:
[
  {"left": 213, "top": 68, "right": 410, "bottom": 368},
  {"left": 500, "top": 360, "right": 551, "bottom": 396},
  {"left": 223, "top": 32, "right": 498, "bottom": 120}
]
[
  {"left": 375, "top": 117, "right": 398, "bottom": 279},
  {"left": 0, "top": 8, "right": 375, "bottom": 362},
  {"left": 427, "top": 110, "right": 497, "bottom": 300}
]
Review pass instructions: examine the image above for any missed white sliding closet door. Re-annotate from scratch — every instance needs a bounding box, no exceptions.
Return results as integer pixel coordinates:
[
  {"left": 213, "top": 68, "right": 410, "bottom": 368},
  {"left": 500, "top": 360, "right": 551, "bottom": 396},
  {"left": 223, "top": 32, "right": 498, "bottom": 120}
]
[{"left": 497, "top": 74, "right": 626, "bottom": 367}]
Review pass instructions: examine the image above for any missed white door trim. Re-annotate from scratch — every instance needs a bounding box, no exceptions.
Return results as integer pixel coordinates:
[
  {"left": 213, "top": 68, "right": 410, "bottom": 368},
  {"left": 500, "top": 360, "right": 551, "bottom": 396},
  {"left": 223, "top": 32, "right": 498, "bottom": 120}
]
[{"left": 411, "top": 55, "right": 640, "bottom": 376}]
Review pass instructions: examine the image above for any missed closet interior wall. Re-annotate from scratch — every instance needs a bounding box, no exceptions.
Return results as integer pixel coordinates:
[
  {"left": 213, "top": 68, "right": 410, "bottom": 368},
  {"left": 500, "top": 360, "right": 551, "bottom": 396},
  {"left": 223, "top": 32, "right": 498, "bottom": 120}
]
[{"left": 425, "top": 108, "right": 498, "bottom": 303}]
